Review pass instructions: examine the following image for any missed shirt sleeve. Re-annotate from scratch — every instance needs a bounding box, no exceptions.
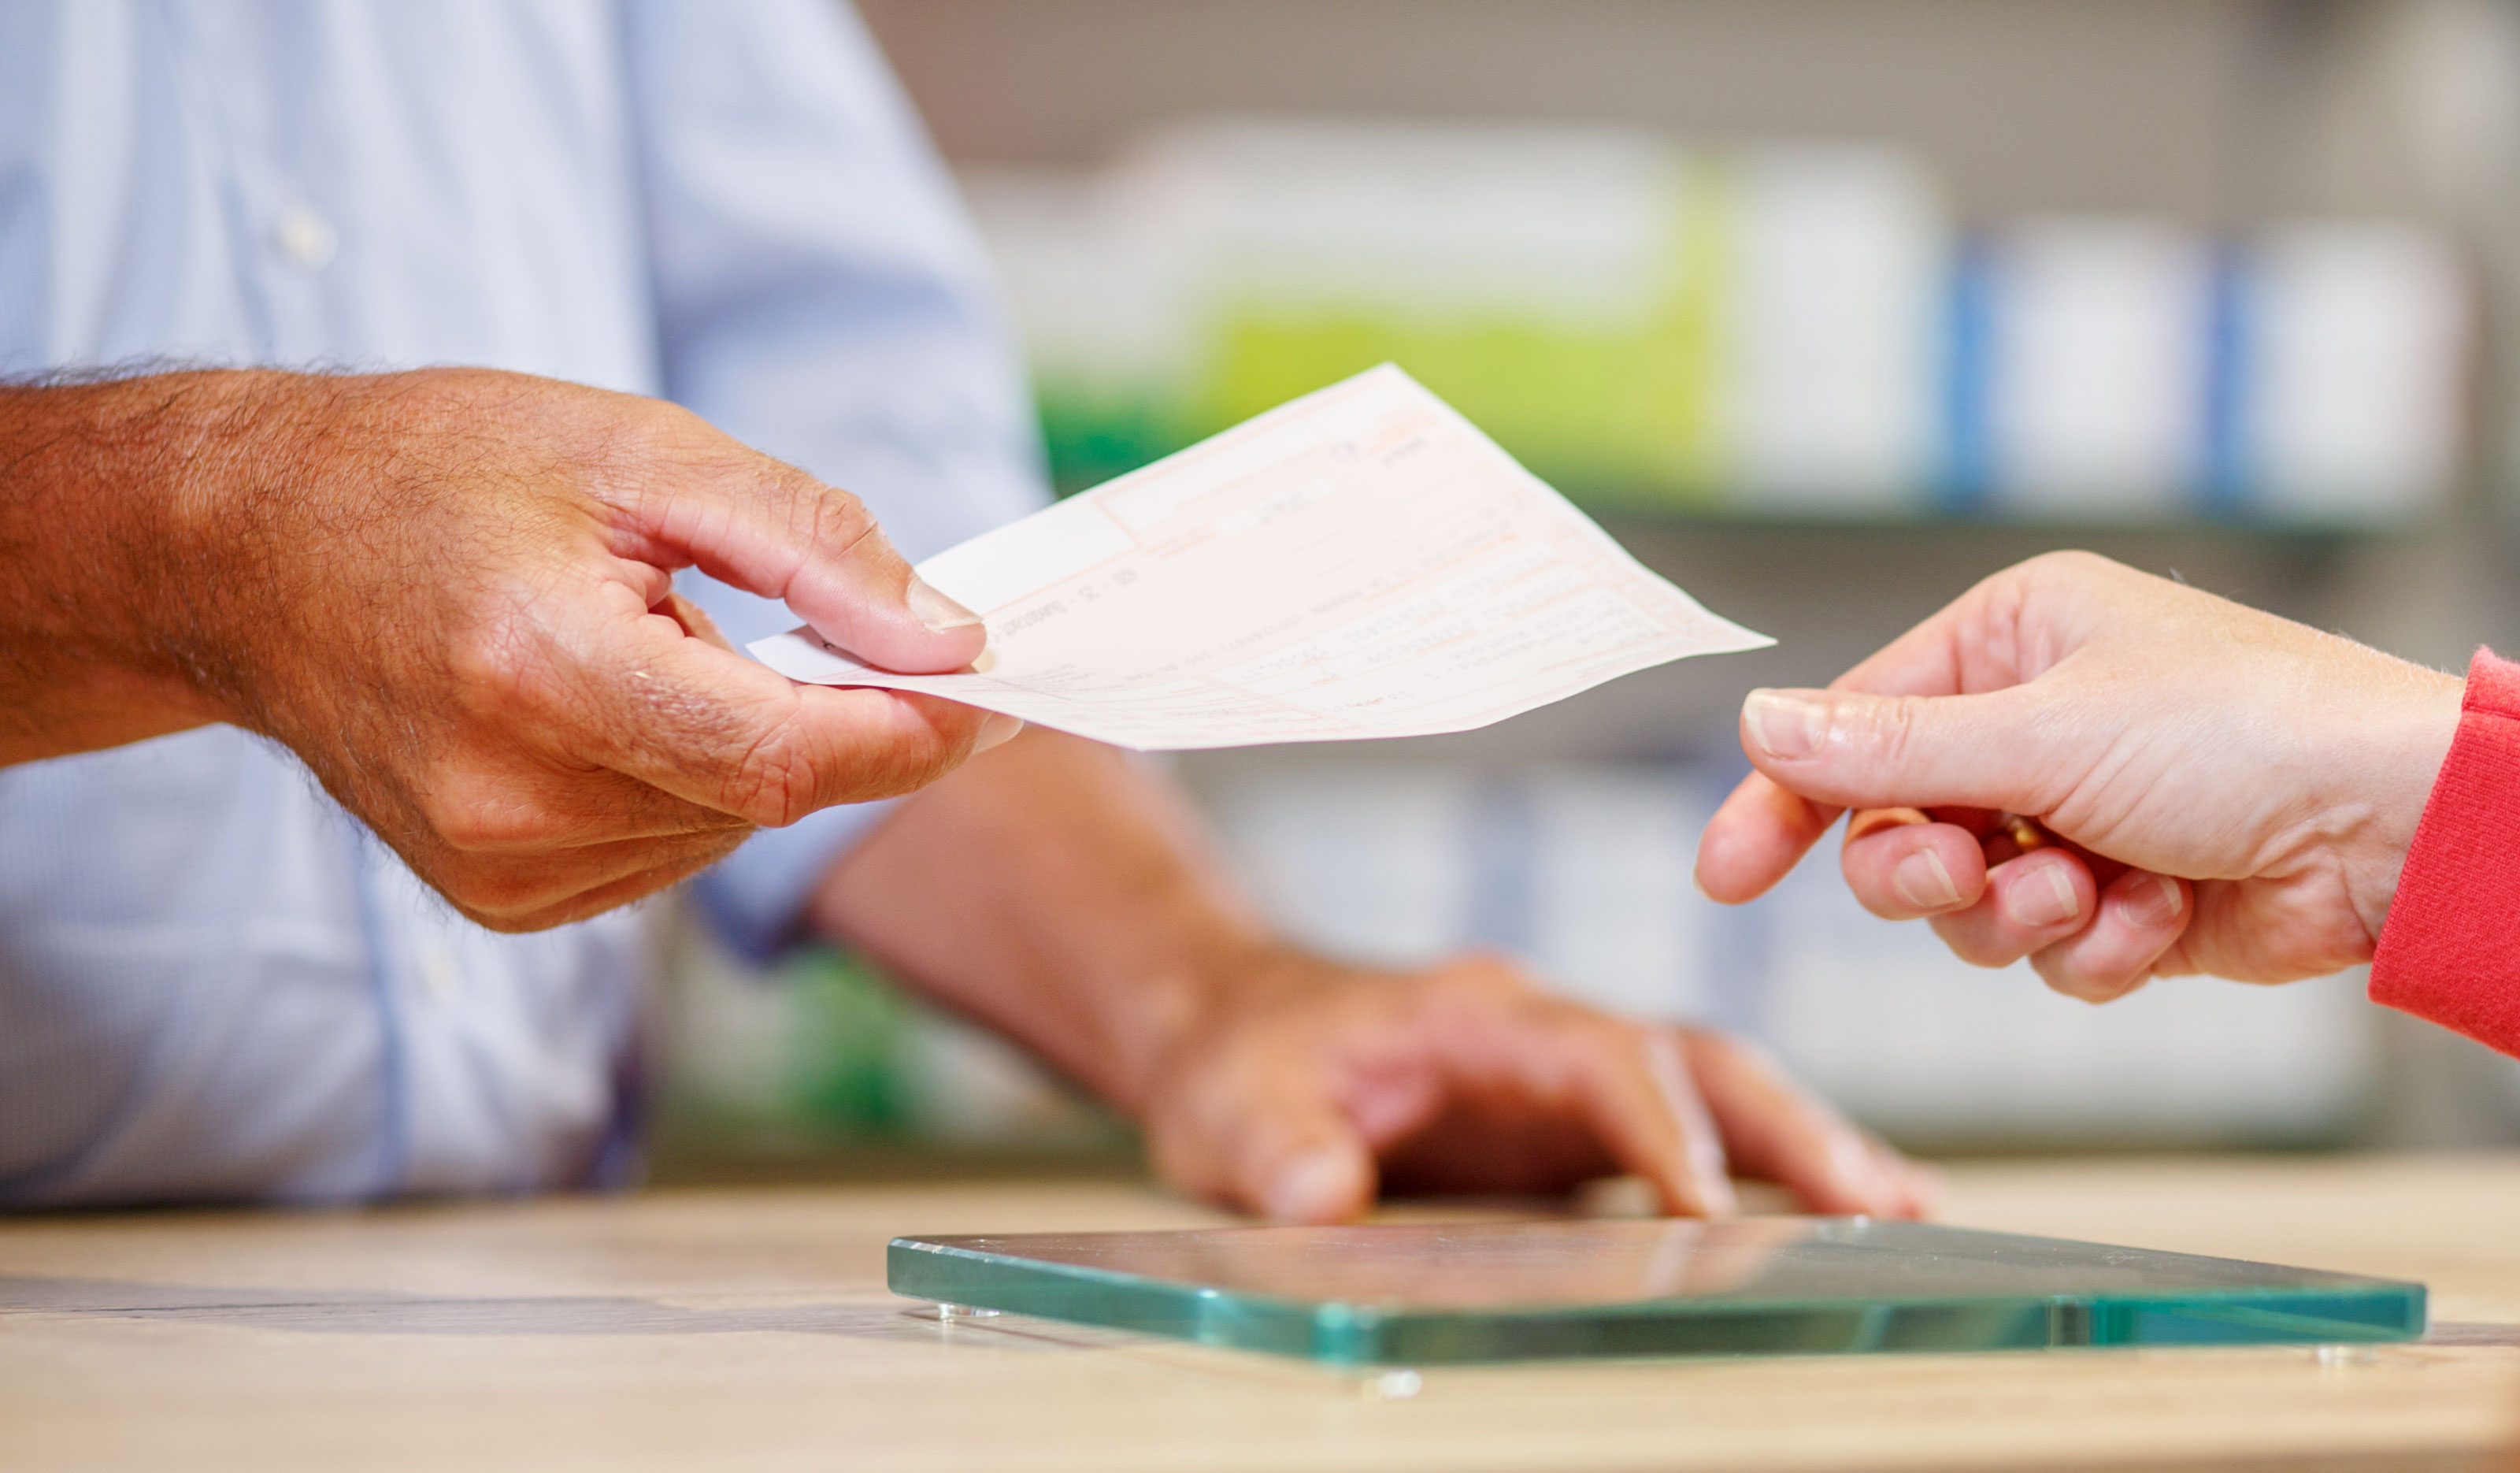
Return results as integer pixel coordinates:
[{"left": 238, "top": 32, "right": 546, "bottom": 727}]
[
  {"left": 2368, "top": 647, "right": 2520, "bottom": 1055},
  {"left": 622, "top": 0, "right": 1051, "bottom": 961}
]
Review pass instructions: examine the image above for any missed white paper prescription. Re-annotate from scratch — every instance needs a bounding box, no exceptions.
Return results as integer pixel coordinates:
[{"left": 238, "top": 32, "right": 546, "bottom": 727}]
[{"left": 749, "top": 366, "right": 1770, "bottom": 751}]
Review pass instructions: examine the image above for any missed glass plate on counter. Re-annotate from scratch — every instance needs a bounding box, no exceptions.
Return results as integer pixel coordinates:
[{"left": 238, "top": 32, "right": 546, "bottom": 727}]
[{"left": 890, "top": 1216, "right": 2423, "bottom": 1365}]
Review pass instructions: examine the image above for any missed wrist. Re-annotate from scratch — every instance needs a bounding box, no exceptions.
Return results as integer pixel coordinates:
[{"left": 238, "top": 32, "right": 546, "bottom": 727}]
[
  {"left": 1100, "top": 925, "right": 1311, "bottom": 1117},
  {"left": 0, "top": 370, "right": 298, "bottom": 758},
  {"left": 2342, "top": 666, "right": 2467, "bottom": 946},
  {"left": 138, "top": 370, "right": 358, "bottom": 735}
]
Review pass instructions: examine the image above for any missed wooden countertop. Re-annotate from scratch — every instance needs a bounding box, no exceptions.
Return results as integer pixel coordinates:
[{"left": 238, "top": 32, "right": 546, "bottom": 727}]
[{"left": 5, "top": 1153, "right": 2519, "bottom": 1472}]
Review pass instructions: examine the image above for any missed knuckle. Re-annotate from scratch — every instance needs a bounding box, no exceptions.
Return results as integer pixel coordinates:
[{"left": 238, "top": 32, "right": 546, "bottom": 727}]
[
  {"left": 1861, "top": 694, "right": 1925, "bottom": 768},
  {"left": 617, "top": 395, "right": 706, "bottom": 454},
  {"left": 598, "top": 400, "right": 719, "bottom": 506},
  {"left": 466, "top": 903, "right": 558, "bottom": 937},
  {"left": 1444, "top": 950, "right": 1534, "bottom": 995},
  {"left": 724, "top": 722, "right": 821, "bottom": 828},
  {"left": 1679, "top": 1026, "right": 1767, "bottom": 1079},
  {"left": 439, "top": 854, "right": 684, "bottom": 934},
  {"left": 813, "top": 479, "right": 876, "bottom": 537},
  {"left": 447, "top": 603, "right": 560, "bottom": 720},
  {"left": 790, "top": 472, "right": 879, "bottom": 559},
  {"left": 1592, "top": 1013, "right": 1660, "bottom": 1063},
  {"left": 424, "top": 860, "right": 549, "bottom": 930},
  {"left": 831, "top": 755, "right": 933, "bottom": 809},
  {"left": 1536, "top": 1004, "right": 1621, "bottom": 1059},
  {"left": 2028, "top": 547, "right": 2110, "bottom": 582},
  {"left": 414, "top": 774, "right": 554, "bottom": 854},
  {"left": 730, "top": 694, "right": 976, "bottom": 821},
  {"left": 899, "top": 729, "right": 975, "bottom": 792}
]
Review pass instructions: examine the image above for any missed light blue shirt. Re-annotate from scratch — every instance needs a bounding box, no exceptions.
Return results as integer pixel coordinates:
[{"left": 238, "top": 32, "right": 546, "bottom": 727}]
[{"left": 0, "top": 1, "right": 1048, "bottom": 1206}]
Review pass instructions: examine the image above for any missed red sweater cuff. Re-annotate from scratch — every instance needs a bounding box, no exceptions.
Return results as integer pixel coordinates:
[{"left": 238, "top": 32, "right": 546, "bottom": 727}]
[{"left": 2370, "top": 647, "right": 2520, "bottom": 1055}]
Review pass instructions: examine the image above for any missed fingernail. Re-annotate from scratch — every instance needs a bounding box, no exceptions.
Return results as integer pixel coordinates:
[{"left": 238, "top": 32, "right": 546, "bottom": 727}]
[
  {"left": 2007, "top": 861, "right": 2082, "bottom": 928},
  {"left": 1892, "top": 848, "right": 1962, "bottom": 911},
  {"left": 1903, "top": 1161, "right": 1945, "bottom": 1219},
  {"left": 973, "top": 711, "right": 1025, "bottom": 754},
  {"left": 1679, "top": 1122, "right": 1738, "bottom": 1217},
  {"left": 1692, "top": 1155, "right": 1740, "bottom": 1218},
  {"left": 1742, "top": 689, "right": 1825, "bottom": 761},
  {"left": 1828, "top": 1134, "right": 1891, "bottom": 1212},
  {"left": 1644, "top": 1033, "right": 1737, "bottom": 1217},
  {"left": 905, "top": 576, "right": 984, "bottom": 633},
  {"left": 2129, "top": 874, "right": 2184, "bottom": 928},
  {"left": 1266, "top": 1150, "right": 1361, "bottom": 1225}
]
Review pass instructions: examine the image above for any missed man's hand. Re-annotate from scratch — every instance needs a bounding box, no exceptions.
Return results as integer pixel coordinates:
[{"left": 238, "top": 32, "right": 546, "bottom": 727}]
[
  {"left": 0, "top": 368, "right": 1010, "bottom": 929},
  {"left": 1136, "top": 949, "right": 1931, "bottom": 1223},
  {"left": 1695, "top": 551, "right": 2464, "bottom": 1000},
  {"left": 817, "top": 727, "right": 1930, "bottom": 1223}
]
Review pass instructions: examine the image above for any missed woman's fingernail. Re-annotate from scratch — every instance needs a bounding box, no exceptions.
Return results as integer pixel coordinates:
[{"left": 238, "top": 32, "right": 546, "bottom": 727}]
[
  {"left": 1742, "top": 690, "right": 1825, "bottom": 760},
  {"left": 2129, "top": 874, "right": 2185, "bottom": 927},
  {"left": 1892, "top": 848, "right": 1962, "bottom": 911},
  {"left": 906, "top": 576, "right": 984, "bottom": 633},
  {"left": 2007, "top": 861, "right": 2083, "bottom": 928},
  {"left": 973, "top": 712, "right": 1025, "bottom": 754}
]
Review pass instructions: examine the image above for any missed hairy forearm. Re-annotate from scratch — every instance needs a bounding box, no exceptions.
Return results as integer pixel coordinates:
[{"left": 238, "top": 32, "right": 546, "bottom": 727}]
[
  {"left": 808, "top": 729, "right": 1289, "bottom": 1114},
  {"left": 0, "top": 370, "right": 312, "bottom": 763},
  {"left": 3, "top": 362, "right": 996, "bottom": 929}
]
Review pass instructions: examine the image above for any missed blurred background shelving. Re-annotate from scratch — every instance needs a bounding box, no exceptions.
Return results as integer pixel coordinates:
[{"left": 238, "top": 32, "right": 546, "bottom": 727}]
[{"left": 656, "top": 0, "right": 2520, "bottom": 1178}]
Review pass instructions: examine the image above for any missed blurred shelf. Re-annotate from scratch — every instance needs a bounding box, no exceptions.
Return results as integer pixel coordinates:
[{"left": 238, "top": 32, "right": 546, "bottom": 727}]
[
  {"left": 1587, "top": 510, "right": 2443, "bottom": 542},
  {"left": 1055, "top": 466, "right": 2450, "bottom": 547}
]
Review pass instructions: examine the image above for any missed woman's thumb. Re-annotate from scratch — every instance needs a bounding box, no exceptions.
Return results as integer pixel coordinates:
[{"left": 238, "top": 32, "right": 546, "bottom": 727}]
[{"left": 1738, "top": 687, "right": 2048, "bottom": 815}]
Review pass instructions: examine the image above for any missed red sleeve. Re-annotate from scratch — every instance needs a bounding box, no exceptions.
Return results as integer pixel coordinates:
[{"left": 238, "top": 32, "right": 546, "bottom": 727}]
[{"left": 2368, "top": 647, "right": 2520, "bottom": 1056}]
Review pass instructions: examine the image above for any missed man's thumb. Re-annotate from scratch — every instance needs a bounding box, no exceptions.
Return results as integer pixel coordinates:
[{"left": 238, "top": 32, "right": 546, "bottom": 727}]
[
  {"left": 1739, "top": 686, "right": 2046, "bottom": 814},
  {"left": 790, "top": 540, "right": 987, "bottom": 677},
  {"left": 759, "top": 480, "right": 986, "bottom": 676},
  {"left": 645, "top": 447, "right": 989, "bottom": 676}
]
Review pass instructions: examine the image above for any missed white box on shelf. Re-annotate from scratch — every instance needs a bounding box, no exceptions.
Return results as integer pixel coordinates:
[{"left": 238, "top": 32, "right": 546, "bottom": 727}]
[
  {"left": 1726, "top": 146, "right": 1947, "bottom": 512},
  {"left": 1987, "top": 219, "right": 2214, "bottom": 518},
  {"left": 2245, "top": 222, "right": 2470, "bottom": 522}
]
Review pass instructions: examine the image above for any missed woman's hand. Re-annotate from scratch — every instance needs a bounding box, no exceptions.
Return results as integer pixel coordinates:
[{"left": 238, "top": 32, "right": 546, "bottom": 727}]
[{"left": 1694, "top": 551, "right": 2463, "bottom": 1000}]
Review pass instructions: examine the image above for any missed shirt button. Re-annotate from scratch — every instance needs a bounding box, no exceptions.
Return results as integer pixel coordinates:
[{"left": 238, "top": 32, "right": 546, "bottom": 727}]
[
  {"left": 272, "top": 203, "right": 338, "bottom": 272},
  {"left": 417, "top": 935, "right": 461, "bottom": 1002}
]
